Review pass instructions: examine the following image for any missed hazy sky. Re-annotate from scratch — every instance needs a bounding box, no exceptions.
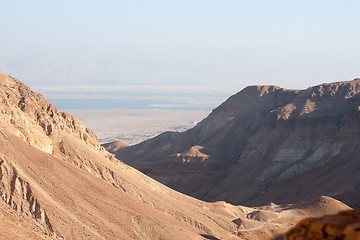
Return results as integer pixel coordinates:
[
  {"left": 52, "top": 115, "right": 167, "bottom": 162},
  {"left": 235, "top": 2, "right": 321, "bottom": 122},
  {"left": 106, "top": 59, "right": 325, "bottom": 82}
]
[{"left": 0, "top": 0, "right": 359, "bottom": 92}]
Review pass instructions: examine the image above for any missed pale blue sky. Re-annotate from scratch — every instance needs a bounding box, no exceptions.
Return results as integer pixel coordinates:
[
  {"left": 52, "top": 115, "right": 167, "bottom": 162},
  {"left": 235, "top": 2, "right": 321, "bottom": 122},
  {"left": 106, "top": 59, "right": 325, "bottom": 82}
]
[{"left": 0, "top": 0, "right": 359, "bottom": 92}]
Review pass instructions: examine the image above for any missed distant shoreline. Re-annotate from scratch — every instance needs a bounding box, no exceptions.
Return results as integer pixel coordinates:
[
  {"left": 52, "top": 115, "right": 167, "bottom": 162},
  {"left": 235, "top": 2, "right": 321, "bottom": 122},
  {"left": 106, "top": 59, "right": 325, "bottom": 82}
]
[
  {"left": 47, "top": 91, "right": 228, "bottom": 111},
  {"left": 67, "top": 109, "right": 210, "bottom": 145}
]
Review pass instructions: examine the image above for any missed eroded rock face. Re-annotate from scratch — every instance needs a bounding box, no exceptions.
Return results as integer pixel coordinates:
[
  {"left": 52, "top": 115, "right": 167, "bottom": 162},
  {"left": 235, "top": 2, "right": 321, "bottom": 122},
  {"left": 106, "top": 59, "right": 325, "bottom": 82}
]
[
  {"left": 112, "top": 79, "right": 360, "bottom": 207},
  {"left": 0, "top": 157, "right": 53, "bottom": 235},
  {"left": 284, "top": 209, "right": 360, "bottom": 240},
  {"left": 0, "top": 71, "right": 101, "bottom": 154}
]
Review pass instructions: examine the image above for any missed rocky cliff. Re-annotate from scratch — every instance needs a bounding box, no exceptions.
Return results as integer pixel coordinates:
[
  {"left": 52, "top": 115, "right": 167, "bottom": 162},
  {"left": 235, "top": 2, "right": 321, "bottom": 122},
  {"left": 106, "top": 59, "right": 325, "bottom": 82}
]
[
  {"left": 112, "top": 79, "right": 360, "bottom": 208},
  {"left": 0, "top": 71, "right": 101, "bottom": 155}
]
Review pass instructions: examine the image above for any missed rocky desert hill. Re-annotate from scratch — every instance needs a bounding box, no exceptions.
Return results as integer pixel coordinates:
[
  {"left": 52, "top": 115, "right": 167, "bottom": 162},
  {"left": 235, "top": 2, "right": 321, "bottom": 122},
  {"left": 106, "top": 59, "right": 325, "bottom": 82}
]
[
  {"left": 1, "top": 71, "right": 352, "bottom": 239},
  {"left": 285, "top": 209, "right": 360, "bottom": 239},
  {"left": 110, "top": 78, "right": 360, "bottom": 208}
]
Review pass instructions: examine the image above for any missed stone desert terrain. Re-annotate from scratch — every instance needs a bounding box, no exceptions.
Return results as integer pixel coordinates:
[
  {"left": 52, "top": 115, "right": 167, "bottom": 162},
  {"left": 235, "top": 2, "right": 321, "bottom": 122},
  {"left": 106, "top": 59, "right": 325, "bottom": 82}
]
[{"left": 0, "top": 71, "right": 357, "bottom": 239}]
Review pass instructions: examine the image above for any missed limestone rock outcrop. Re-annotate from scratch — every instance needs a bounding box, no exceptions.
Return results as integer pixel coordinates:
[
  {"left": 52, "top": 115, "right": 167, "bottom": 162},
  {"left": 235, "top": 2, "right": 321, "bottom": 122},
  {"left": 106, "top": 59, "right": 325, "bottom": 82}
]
[
  {"left": 0, "top": 71, "right": 102, "bottom": 155},
  {"left": 284, "top": 209, "right": 360, "bottom": 240}
]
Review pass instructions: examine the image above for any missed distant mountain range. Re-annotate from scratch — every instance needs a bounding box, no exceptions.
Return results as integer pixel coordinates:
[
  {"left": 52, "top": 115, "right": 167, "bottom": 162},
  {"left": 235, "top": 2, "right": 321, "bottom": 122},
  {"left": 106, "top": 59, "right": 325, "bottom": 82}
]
[{"left": 108, "top": 79, "right": 360, "bottom": 208}]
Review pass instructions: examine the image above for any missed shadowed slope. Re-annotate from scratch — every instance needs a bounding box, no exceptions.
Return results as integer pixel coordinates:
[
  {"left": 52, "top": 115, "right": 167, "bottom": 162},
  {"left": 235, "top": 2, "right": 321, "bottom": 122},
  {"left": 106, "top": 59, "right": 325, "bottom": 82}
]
[{"left": 112, "top": 79, "right": 360, "bottom": 207}]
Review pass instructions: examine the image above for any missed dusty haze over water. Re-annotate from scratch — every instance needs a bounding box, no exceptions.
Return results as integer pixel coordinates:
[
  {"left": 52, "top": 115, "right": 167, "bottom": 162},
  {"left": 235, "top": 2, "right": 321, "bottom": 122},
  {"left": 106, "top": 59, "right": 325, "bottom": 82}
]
[
  {"left": 68, "top": 109, "right": 210, "bottom": 144},
  {"left": 43, "top": 89, "right": 227, "bottom": 144}
]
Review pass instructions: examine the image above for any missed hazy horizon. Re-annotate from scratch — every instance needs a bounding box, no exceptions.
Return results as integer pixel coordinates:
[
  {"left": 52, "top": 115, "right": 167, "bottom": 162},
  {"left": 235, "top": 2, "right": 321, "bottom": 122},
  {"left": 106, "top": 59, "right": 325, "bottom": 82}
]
[{"left": 1, "top": 1, "right": 359, "bottom": 93}]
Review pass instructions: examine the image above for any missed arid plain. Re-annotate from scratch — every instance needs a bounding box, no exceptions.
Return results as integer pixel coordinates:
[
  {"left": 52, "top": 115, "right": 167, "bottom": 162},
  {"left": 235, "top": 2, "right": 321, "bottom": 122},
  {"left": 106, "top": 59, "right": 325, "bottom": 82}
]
[{"left": 68, "top": 109, "right": 209, "bottom": 145}]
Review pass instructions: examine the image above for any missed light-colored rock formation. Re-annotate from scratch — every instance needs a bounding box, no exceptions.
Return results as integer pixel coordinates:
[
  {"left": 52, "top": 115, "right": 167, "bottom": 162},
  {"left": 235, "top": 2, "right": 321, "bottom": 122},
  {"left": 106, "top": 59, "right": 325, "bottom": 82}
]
[
  {"left": 285, "top": 209, "right": 360, "bottom": 240},
  {"left": 111, "top": 79, "right": 360, "bottom": 208},
  {"left": 0, "top": 71, "right": 102, "bottom": 155}
]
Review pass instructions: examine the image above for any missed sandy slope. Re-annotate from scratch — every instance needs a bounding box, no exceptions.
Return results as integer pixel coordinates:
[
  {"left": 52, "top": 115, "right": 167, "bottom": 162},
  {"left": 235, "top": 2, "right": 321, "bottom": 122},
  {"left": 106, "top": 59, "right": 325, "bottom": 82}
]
[
  {"left": 0, "top": 200, "right": 50, "bottom": 240},
  {"left": 2, "top": 127, "right": 340, "bottom": 239}
]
